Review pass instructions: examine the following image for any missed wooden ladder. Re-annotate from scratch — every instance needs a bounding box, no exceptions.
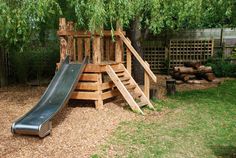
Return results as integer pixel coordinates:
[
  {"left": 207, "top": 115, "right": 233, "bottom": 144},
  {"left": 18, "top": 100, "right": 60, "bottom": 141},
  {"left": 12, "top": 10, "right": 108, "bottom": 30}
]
[{"left": 106, "top": 64, "right": 155, "bottom": 115}]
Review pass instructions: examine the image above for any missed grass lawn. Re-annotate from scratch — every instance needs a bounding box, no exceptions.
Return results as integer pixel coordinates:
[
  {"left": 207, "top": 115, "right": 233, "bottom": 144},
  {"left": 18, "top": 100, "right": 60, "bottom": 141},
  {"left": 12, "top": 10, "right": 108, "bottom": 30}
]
[{"left": 92, "top": 80, "right": 236, "bottom": 158}]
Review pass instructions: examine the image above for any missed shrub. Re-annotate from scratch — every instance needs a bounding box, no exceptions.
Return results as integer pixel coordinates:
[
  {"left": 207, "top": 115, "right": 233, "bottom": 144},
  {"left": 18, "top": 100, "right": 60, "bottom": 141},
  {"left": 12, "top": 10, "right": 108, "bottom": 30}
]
[
  {"left": 206, "top": 58, "right": 236, "bottom": 77},
  {"left": 9, "top": 41, "right": 59, "bottom": 84}
]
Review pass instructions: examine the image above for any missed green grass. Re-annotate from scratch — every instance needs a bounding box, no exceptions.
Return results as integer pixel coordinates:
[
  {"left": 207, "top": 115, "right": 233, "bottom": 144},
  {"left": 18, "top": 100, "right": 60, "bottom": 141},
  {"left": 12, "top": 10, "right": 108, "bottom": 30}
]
[{"left": 92, "top": 80, "right": 236, "bottom": 158}]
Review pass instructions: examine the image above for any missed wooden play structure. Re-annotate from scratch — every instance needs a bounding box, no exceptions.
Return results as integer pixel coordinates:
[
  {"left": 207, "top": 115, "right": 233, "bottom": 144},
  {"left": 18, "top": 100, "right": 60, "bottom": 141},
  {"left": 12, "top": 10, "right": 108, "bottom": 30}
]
[{"left": 57, "top": 18, "right": 157, "bottom": 114}]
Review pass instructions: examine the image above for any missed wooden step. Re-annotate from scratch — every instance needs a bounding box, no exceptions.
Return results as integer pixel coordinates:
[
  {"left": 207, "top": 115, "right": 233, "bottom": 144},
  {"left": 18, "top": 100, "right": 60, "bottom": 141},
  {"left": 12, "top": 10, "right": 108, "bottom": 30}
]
[
  {"left": 125, "top": 84, "right": 136, "bottom": 90},
  {"left": 119, "top": 76, "right": 130, "bottom": 81},
  {"left": 115, "top": 69, "right": 124, "bottom": 73},
  {"left": 116, "top": 72, "right": 125, "bottom": 77},
  {"left": 106, "top": 65, "right": 144, "bottom": 115},
  {"left": 137, "top": 102, "right": 148, "bottom": 107},
  {"left": 122, "top": 80, "right": 130, "bottom": 85},
  {"left": 130, "top": 92, "right": 142, "bottom": 98}
]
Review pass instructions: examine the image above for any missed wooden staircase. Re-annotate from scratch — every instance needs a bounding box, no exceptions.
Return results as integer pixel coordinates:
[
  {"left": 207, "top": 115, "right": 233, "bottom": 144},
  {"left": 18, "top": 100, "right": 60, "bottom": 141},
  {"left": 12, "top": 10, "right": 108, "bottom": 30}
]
[{"left": 106, "top": 64, "right": 155, "bottom": 114}]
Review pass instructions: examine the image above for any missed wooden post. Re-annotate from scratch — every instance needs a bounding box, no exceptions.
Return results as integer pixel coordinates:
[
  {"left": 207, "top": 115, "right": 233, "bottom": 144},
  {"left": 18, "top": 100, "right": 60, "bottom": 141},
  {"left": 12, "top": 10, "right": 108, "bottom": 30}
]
[
  {"left": 77, "top": 38, "right": 83, "bottom": 62},
  {"left": 126, "top": 48, "right": 132, "bottom": 74},
  {"left": 67, "top": 21, "right": 75, "bottom": 61},
  {"left": 115, "top": 22, "right": 123, "bottom": 63},
  {"left": 85, "top": 38, "right": 91, "bottom": 60},
  {"left": 144, "top": 61, "right": 150, "bottom": 99},
  {"left": 95, "top": 73, "right": 103, "bottom": 109},
  {"left": 93, "top": 35, "right": 101, "bottom": 64},
  {"left": 60, "top": 37, "right": 67, "bottom": 62},
  {"left": 100, "top": 37, "right": 104, "bottom": 62},
  {"left": 59, "top": 18, "right": 66, "bottom": 31}
]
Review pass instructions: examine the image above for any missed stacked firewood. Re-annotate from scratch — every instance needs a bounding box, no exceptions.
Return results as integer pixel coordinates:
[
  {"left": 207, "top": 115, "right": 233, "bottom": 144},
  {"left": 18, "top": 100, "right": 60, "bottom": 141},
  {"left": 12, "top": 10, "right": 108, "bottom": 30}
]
[{"left": 172, "top": 61, "right": 216, "bottom": 84}]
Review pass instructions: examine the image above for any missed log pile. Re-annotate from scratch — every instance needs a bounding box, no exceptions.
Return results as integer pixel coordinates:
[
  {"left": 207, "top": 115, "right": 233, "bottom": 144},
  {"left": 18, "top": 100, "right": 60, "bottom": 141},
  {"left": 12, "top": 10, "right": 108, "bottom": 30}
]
[{"left": 172, "top": 61, "right": 216, "bottom": 84}]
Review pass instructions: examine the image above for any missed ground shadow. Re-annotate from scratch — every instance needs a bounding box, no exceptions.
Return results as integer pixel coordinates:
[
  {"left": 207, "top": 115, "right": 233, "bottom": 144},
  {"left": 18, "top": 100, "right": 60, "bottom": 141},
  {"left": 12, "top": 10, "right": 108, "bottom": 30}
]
[{"left": 211, "top": 145, "right": 236, "bottom": 158}]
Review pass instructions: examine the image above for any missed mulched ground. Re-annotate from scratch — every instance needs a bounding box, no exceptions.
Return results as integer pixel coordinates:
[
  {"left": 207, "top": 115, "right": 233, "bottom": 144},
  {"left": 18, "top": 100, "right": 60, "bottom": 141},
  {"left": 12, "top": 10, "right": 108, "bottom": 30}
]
[{"left": 0, "top": 75, "right": 227, "bottom": 158}]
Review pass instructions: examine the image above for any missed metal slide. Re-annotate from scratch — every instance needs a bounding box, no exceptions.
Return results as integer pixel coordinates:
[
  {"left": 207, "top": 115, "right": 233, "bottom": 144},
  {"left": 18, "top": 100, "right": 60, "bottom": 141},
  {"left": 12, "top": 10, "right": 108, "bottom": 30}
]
[{"left": 11, "top": 56, "right": 87, "bottom": 138}]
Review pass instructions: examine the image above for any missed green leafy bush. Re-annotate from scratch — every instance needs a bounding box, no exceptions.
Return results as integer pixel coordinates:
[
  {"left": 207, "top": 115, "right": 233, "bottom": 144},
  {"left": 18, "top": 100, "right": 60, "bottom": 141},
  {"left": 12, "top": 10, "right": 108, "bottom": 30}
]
[
  {"left": 206, "top": 58, "right": 236, "bottom": 77},
  {"left": 9, "top": 41, "right": 59, "bottom": 84}
]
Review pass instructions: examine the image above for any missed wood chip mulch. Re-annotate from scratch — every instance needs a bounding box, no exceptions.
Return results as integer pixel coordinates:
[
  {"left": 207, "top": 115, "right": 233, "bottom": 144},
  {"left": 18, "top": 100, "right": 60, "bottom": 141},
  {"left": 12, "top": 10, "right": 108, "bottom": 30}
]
[{"left": 0, "top": 75, "right": 227, "bottom": 158}]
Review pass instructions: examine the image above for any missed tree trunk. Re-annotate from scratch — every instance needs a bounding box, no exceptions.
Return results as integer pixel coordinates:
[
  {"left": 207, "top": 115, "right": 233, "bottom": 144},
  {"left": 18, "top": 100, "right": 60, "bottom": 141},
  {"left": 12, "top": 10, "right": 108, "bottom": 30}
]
[
  {"left": 0, "top": 45, "right": 8, "bottom": 87},
  {"left": 127, "top": 16, "right": 144, "bottom": 84}
]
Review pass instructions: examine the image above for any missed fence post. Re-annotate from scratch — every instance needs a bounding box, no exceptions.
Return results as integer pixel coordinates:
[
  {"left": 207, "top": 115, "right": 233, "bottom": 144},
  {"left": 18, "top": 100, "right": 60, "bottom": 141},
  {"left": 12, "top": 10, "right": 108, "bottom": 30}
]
[{"left": 144, "top": 61, "right": 150, "bottom": 99}]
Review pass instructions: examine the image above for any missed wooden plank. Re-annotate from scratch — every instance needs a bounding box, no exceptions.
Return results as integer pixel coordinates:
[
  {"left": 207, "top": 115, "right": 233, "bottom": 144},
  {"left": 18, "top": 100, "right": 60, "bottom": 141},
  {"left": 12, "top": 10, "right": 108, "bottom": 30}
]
[
  {"left": 102, "top": 81, "right": 114, "bottom": 90},
  {"left": 77, "top": 38, "right": 83, "bottom": 62},
  {"left": 118, "top": 31, "right": 156, "bottom": 82},
  {"left": 80, "top": 73, "right": 98, "bottom": 81},
  {"left": 144, "top": 61, "right": 150, "bottom": 99},
  {"left": 93, "top": 36, "right": 101, "bottom": 64},
  {"left": 106, "top": 65, "right": 144, "bottom": 114},
  {"left": 76, "top": 82, "right": 98, "bottom": 90},
  {"left": 85, "top": 38, "right": 91, "bottom": 59},
  {"left": 71, "top": 91, "right": 98, "bottom": 100},
  {"left": 102, "top": 89, "right": 119, "bottom": 100},
  {"left": 83, "top": 63, "right": 121, "bottom": 72}
]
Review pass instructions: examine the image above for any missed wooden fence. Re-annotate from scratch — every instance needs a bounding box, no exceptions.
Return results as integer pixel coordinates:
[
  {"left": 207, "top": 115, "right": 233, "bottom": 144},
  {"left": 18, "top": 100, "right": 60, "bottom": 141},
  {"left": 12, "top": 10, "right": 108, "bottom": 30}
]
[{"left": 143, "top": 39, "right": 214, "bottom": 73}]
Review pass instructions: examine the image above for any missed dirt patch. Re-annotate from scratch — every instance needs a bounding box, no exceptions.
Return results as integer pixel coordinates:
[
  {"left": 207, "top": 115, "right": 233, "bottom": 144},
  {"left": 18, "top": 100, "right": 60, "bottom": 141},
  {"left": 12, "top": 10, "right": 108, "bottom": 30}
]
[{"left": 0, "top": 85, "right": 140, "bottom": 158}]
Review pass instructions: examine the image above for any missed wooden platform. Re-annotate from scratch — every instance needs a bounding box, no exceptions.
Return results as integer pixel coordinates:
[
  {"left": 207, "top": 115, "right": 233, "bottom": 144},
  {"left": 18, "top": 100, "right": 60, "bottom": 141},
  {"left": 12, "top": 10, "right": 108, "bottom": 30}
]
[{"left": 68, "top": 63, "right": 122, "bottom": 109}]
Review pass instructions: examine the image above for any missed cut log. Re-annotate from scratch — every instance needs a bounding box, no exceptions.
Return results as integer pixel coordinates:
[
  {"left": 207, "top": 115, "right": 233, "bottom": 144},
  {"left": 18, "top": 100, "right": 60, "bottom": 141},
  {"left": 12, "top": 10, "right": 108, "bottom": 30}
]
[
  {"left": 198, "top": 66, "right": 213, "bottom": 73},
  {"left": 177, "top": 67, "right": 196, "bottom": 74},
  {"left": 173, "top": 67, "right": 182, "bottom": 72},
  {"left": 189, "top": 75, "right": 196, "bottom": 80},
  {"left": 184, "top": 61, "right": 201, "bottom": 69},
  {"left": 173, "top": 73, "right": 190, "bottom": 82},
  {"left": 176, "top": 80, "right": 184, "bottom": 84},
  {"left": 203, "top": 73, "right": 216, "bottom": 81},
  {"left": 187, "top": 80, "right": 209, "bottom": 84}
]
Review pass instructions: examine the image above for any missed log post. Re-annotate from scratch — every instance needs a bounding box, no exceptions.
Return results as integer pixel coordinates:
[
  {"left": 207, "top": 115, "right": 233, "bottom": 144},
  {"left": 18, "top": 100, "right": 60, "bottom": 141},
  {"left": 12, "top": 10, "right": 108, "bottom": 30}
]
[
  {"left": 166, "top": 79, "right": 176, "bottom": 95},
  {"left": 144, "top": 61, "right": 150, "bottom": 99},
  {"left": 67, "top": 21, "right": 75, "bottom": 61},
  {"left": 95, "top": 73, "right": 103, "bottom": 109},
  {"left": 59, "top": 18, "right": 66, "bottom": 31},
  {"left": 59, "top": 37, "right": 67, "bottom": 63},
  {"left": 93, "top": 35, "right": 101, "bottom": 64},
  {"left": 115, "top": 22, "right": 123, "bottom": 63}
]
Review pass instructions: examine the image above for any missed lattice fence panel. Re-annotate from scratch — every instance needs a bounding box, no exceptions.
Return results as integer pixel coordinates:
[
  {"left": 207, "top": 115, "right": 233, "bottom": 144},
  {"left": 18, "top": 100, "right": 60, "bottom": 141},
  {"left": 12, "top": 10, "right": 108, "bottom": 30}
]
[
  {"left": 169, "top": 39, "right": 214, "bottom": 68},
  {"left": 143, "top": 42, "right": 166, "bottom": 73}
]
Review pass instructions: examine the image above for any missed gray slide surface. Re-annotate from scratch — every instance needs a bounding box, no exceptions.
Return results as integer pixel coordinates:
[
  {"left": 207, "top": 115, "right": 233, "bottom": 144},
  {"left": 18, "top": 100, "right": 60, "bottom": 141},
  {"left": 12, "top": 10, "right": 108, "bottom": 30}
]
[{"left": 11, "top": 56, "right": 87, "bottom": 137}]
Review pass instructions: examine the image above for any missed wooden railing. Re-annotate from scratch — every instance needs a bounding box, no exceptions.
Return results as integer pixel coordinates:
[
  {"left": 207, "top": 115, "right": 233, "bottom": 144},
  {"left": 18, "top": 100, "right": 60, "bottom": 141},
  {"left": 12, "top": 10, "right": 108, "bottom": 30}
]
[{"left": 118, "top": 30, "right": 157, "bottom": 99}]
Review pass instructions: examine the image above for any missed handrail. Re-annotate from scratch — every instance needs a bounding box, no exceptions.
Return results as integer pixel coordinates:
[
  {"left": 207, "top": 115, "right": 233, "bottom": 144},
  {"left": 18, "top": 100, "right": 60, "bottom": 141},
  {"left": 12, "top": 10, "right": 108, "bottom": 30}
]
[{"left": 118, "top": 30, "right": 157, "bottom": 82}]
